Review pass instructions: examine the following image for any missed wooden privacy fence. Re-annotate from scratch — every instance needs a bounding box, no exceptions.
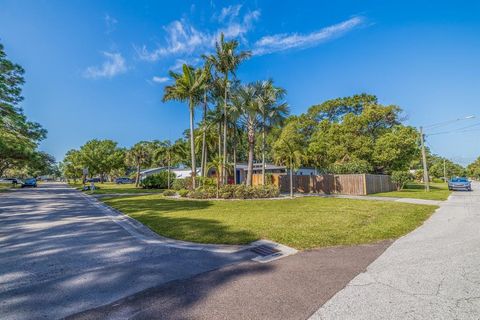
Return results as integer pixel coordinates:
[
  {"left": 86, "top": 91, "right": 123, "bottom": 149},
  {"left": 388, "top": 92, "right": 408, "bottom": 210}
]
[{"left": 253, "top": 173, "right": 396, "bottom": 195}]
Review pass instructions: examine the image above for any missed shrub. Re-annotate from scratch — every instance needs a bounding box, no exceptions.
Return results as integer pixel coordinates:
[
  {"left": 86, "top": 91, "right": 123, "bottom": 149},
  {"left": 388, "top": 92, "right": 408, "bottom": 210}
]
[
  {"left": 187, "top": 184, "right": 280, "bottom": 199},
  {"left": 172, "top": 178, "right": 191, "bottom": 190},
  {"left": 391, "top": 171, "right": 413, "bottom": 190},
  {"left": 178, "top": 189, "right": 189, "bottom": 197},
  {"left": 328, "top": 159, "right": 373, "bottom": 174},
  {"left": 163, "top": 189, "right": 176, "bottom": 196},
  {"left": 140, "top": 171, "right": 176, "bottom": 189}
]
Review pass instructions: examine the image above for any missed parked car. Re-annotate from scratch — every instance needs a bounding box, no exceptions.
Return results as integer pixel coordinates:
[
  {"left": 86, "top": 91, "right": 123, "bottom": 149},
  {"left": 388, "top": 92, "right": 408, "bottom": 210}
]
[
  {"left": 115, "top": 177, "right": 133, "bottom": 184},
  {"left": 0, "top": 178, "right": 21, "bottom": 185},
  {"left": 21, "top": 178, "right": 37, "bottom": 188},
  {"left": 448, "top": 177, "right": 472, "bottom": 191},
  {"left": 86, "top": 177, "right": 101, "bottom": 183}
]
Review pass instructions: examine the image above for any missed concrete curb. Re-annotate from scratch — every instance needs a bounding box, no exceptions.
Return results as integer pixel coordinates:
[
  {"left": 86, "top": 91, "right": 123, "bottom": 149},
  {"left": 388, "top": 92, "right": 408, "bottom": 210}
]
[{"left": 74, "top": 189, "right": 253, "bottom": 254}]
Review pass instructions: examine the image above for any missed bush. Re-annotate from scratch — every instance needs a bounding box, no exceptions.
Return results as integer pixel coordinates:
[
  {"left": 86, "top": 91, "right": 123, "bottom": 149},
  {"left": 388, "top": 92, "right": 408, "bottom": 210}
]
[
  {"left": 187, "top": 184, "right": 280, "bottom": 199},
  {"left": 391, "top": 171, "right": 413, "bottom": 190},
  {"left": 140, "top": 171, "right": 176, "bottom": 189},
  {"left": 178, "top": 189, "right": 189, "bottom": 197},
  {"left": 163, "top": 189, "right": 176, "bottom": 196},
  {"left": 172, "top": 178, "right": 189, "bottom": 190}
]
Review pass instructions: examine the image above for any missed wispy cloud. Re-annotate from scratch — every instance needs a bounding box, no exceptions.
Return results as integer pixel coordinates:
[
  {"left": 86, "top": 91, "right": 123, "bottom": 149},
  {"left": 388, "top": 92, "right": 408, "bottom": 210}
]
[
  {"left": 84, "top": 52, "right": 127, "bottom": 79},
  {"left": 253, "top": 16, "right": 365, "bottom": 55},
  {"left": 152, "top": 76, "right": 169, "bottom": 83},
  {"left": 135, "top": 7, "right": 261, "bottom": 63},
  {"left": 104, "top": 14, "right": 118, "bottom": 34},
  {"left": 217, "top": 4, "right": 242, "bottom": 22}
]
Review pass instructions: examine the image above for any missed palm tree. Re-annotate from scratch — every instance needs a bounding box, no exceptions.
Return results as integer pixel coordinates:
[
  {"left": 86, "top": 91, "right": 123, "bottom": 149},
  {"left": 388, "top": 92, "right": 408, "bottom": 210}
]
[
  {"left": 163, "top": 65, "right": 206, "bottom": 189},
  {"left": 256, "top": 80, "right": 289, "bottom": 185},
  {"left": 126, "top": 141, "right": 152, "bottom": 187},
  {"left": 204, "top": 33, "right": 251, "bottom": 184},
  {"left": 200, "top": 62, "right": 213, "bottom": 180},
  {"left": 207, "top": 156, "right": 224, "bottom": 198},
  {"left": 231, "top": 83, "right": 261, "bottom": 186}
]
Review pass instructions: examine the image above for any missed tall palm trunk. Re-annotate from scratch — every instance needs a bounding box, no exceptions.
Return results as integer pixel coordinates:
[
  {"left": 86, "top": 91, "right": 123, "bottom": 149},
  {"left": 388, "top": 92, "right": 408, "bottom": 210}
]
[
  {"left": 167, "top": 155, "right": 171, "bottom": 189},
  {"left": 217, "top": 122, "right": 223, "bottom": 182},
  {"left": 135, "top": 161, "right": 141, "bottom": 187},
  {"left": 201, "top": 93, "right": 207, "bottom": 179},
  {"left": 223, "top": 74, "right": 228, "bottom": 184},
  {"left": 246, "top": 123, "right": 255, "bottom": 186},
  {"left": 289, "top": 157, "right": 294, "bottom": 198},
  {"left": 233, "top": 134, "right": 237, "bottom": 185},
  {"left": 189, "top": 99, "right": 196, "bottom": 189},
  {"left": 262, "top": 118, "right": 266, "bottom": 185}
]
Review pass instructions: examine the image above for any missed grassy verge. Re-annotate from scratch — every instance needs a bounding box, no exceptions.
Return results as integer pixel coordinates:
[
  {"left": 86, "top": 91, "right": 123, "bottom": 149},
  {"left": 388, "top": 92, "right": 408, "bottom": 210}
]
[
  {"left": 0, "top": 184, "right": 19, "bottom": 192},
  {"left": 374, "top": 182, "right": 451, "bottom": 201},
  {"left": 103, "top": 195, "right": 437, "bottom": 250},
  {"left": 69, "top": 182, "right": 165, "bottom": 195}
]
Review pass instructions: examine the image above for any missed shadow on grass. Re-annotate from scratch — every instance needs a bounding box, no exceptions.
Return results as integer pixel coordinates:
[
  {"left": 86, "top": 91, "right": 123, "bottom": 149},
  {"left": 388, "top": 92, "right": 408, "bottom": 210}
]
[
  {"left": 106, "top": 197, "right": 259, "bottom": 245},
  {"left": 404, "top": 183, "right": 445, "bottom": 191}
]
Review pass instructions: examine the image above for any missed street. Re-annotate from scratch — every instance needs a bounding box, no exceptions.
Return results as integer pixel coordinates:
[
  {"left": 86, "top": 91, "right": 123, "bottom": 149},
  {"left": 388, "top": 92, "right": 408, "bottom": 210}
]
[{"left": 0, "top": 183, "right": 252, "bottom": 319}]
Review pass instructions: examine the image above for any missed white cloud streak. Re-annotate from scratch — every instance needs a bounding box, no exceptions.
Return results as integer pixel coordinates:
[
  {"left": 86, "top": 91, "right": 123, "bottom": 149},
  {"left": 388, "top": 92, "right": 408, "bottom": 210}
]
[
  {"left": 84, "top": 52, "right": 127, "bottom": 79},
  {"left": 152, "top": 76, "right": 169, "bottom": 83},
  {"left": 253, "top": 16, "right": 365, "bottom": 55},
  {"left": 104, "top": 14, "right": 118, "bottom": 34},
  {"left": 135, "top": 8, "right": 261, "bottom": 62},
  {"left": 218, "top": 4, "right": 242, "bottom": 22}
]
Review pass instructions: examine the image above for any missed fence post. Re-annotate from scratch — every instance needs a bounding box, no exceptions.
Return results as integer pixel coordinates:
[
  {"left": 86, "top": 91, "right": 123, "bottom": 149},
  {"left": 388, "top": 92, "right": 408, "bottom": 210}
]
[{"left": 363, "top": 174, "right": 368, "bottom": 195}]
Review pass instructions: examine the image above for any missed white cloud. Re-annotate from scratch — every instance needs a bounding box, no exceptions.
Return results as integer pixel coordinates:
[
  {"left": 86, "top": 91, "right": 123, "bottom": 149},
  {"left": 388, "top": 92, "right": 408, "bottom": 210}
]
[
  {"left": 135, "top": 8, "right": 261, "bottom": 62},
  {"left": 84, "top": 52, "right": 127, "bottom": 79},
  {"left": 152, "top": 76, "right": 169, "bottom": 83},
  {"left": 253, "top": 16, "right": 365, "bottom": 55},
  {"left": 218, "top": 4, "right": 242, "bottom": 22},
  {"left": 104, "top": 14, "right": 118, "bottom": 34}
]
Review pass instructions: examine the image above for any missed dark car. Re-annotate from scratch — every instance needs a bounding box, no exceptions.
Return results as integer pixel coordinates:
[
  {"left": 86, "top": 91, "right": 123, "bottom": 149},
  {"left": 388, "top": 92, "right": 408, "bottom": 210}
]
[
  {"left": 1, "top": 178, "right": 21, "bottom": 185},
  {"left": 448, "top": 177, "right": 471, "bottom": 191},
  {"left": 21, "top": 178, "right": 37, "bottom": 188},
  {"left": 115, "top": 177, "right": 133, "bottom": 184},
  {"left": 86, "top": 177, "right": 101, "bottom": 183}
]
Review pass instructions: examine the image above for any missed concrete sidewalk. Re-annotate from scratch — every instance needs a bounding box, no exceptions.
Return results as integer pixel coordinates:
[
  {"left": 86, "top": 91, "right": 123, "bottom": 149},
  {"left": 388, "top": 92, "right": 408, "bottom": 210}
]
[{"left": 310, "top": 183, "right": 480, "bottom": 319}]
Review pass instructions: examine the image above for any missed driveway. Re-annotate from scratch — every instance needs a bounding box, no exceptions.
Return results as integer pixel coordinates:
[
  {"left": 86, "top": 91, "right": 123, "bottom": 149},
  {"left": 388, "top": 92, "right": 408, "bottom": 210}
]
[
  {"left": 0, "top": 183, "right": 253, "bottom": 319},
  {"left": 311, "top": 182, "right": 480, "bottom": 319}
]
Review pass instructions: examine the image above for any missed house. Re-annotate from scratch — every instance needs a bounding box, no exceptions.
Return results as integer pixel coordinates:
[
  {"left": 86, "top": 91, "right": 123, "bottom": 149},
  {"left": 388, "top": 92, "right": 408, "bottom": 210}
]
[
  {"left": 140, "top": 163, "right": 316, "bottom": 184},
  {"left": 139, "top": 167, "right": 201, "bottom": 180}
]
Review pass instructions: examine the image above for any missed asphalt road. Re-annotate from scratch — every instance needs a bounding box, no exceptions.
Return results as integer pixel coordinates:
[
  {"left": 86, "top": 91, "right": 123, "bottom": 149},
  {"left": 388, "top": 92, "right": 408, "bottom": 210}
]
[
  {"left": 0, "top": 183, "right": 253, "bottom": 319},
  {"left": 311, "top": 182, "right": 480, "bottom": 319}
]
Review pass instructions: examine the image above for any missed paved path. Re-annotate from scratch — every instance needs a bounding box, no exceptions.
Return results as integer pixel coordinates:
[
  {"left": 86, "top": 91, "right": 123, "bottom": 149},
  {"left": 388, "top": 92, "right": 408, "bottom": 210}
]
[
  {"left": 0, "top": 183, "right": 253, "bottom": 319},
  {"left": 311, "top": 182, "right": 480, "bottom": 320},
  {"left": 69, "top": 241, "right": 392, "bottom": 320}
]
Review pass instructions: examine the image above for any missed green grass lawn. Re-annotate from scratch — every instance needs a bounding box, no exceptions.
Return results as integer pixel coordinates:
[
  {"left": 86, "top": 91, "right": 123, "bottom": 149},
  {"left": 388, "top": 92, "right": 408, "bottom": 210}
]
[
  {"left": 0, "top": 183, "right": 20, "bottom": 192},
  {"left": 374, "top": 182, "right": 451, "bottom": 201},
  {"left": 69, "top": 182, "right": 165, "bottom": 195},
  {"left": 103, "top": 195, "right": 437, "bottom": 250}
]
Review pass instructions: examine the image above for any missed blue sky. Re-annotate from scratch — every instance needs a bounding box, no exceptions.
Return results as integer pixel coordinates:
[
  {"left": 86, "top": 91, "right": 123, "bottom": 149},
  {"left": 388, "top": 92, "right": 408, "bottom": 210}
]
[{"left": 1, "top": 0, "right": 480, "bottom": 165}]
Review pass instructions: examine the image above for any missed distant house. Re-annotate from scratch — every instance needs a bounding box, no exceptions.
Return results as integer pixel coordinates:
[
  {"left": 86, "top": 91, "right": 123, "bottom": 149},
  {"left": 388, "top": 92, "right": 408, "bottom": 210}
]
[
  {"left": 139, "top": 167, "right": 201, "bottom": 180},
  {"left": 294, "top": 167, "right": 319, "bottom": 176},
  {"left": 140, "top": 163, "right": 318, "bottom": 184}
]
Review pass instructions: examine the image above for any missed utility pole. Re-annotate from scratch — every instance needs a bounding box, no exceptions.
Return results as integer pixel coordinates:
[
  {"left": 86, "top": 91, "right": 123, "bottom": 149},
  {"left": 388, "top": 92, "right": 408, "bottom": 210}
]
[
  {"left": 443, "top": 158, "right": 447, "bottom": 182},
  {"left": 419, "top": 126, "right": 430, "bottom": 191}
]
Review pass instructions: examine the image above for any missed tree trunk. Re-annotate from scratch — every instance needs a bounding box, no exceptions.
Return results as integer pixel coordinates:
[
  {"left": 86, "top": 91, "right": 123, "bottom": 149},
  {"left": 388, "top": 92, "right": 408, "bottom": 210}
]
[
  {"left": 246, "top": 124, "right": 255, "bottom": 186},
  {"left": 262, "top": 120, "right": 266, "bottom": 185},
  {"left": 223, "top": 74, "right": 228, "bottom": 185},
  {"left": 233, "top": 142, "right": 237, "bottom": 185},
  {"left": 135, "top": 163, "right": 141, "bottom": 187},
  {"left": 290, "top": 158, "right": 294, "bottom": 198},
  {"left": 167, "top": 157, "right": 171, "bottom": 189},
  {"left": 201, "top": 92, "right": 207, "bottom": 179},
  {"left": 189, "top": 100, "right": 196, "bottom": 190}
]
